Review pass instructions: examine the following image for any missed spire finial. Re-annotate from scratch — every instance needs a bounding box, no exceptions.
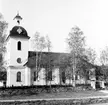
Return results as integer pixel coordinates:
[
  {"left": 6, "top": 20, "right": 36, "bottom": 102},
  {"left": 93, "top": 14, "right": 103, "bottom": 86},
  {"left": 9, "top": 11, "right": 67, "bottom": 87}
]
[{"left": 13, "top": 12, "right": 22, "bottom": 25}]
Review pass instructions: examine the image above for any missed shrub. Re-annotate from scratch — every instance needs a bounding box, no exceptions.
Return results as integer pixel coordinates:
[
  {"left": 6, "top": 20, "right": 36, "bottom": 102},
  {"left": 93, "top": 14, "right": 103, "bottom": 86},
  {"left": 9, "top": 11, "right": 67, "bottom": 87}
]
[{"left": 0, "top": 84, "right": 93, "bottom": 97}]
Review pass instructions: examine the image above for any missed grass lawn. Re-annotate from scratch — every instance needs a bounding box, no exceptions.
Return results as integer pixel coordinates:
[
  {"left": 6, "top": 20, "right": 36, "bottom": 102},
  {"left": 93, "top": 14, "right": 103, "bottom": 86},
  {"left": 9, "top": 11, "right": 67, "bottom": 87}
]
[{"left": 0, "top": 90, "right": 108, "bottom": 100}]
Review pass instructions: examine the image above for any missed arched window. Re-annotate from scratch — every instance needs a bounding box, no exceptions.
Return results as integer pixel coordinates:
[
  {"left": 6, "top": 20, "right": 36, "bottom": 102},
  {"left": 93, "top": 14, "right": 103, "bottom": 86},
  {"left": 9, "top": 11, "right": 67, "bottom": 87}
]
[
  {"left": 17, "top": 41, "right": 21, "bottom": 50},
  {"left": 16, "top": 72, "right": 21, "bottom": 82}
]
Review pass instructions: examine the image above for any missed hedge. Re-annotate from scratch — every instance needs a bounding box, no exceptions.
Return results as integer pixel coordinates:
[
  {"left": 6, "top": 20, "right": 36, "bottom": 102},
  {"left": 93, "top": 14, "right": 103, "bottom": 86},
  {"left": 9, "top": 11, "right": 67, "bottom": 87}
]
[{"left": 0, "top": 85, "right": 92, "bottom": 97}]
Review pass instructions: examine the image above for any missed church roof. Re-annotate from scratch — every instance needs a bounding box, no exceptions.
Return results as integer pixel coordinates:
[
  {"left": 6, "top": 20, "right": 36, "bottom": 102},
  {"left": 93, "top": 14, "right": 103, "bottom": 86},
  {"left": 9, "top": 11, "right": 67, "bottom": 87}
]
[
  {"left": 26, "top": 51, "right": 96, "bottom": 69},
  {"left": 8, "top": 26, "right": 30, "bottom": 39},
  {"left": 26, "top": 51, "right": 65, "bottom": 68}
]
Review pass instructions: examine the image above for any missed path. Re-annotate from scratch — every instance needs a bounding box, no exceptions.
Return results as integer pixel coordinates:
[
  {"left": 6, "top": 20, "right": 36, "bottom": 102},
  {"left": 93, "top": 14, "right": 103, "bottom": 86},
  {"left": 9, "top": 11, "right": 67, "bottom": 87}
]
[
  {"left": 89, "top": 103, "right": 108, "bottom": 105},
  {"left": 0, "top": 90, "right": 108, "bottom": 103},
  {"left": 0, "top": 90, "right": 108, "bottom": 102}
]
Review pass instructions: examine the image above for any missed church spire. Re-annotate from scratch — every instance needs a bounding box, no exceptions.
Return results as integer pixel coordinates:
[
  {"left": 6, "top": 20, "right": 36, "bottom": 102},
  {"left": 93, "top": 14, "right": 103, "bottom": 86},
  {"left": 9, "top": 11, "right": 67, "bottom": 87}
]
[{"left": 13, "top": 12, "right": 22, "bottom": 25}]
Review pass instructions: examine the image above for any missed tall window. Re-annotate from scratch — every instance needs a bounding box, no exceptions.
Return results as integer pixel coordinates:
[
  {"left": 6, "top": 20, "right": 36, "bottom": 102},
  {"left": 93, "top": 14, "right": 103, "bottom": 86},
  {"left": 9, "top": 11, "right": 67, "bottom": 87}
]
[
  {"left": 62, "top": 71, "right": 66, "bottom": 84},
  {"left": 47, "top": 71, "right": 52, "bottom": 81},
  {"left": 17, "top": 72, "right": 21, "bottom": 82},
  {"left": 34, "top": 71, "right": 36, "bottom": 81},
  {"left": 18, "top": 41, "right": 21, "bottom": 50}
]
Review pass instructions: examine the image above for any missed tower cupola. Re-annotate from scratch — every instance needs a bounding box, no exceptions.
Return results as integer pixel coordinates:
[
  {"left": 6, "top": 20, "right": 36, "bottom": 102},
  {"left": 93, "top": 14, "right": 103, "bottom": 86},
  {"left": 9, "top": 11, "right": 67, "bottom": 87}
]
[
  {"left": 7, "top": 12, "right": 30, "bottom": 40},
  {"left": 9, "top": 26, "right": 30, "bottom": 39}
]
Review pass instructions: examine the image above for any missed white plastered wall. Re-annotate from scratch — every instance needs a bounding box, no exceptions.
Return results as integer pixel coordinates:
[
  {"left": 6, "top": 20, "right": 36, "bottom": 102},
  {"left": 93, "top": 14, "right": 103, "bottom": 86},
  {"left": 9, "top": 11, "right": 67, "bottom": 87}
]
[
  {"left": 31, "top": 67, "right": 60, "bottom": 85},
  {"left": 6, "top": 66, "right": 30, "bottom": 87},
  {"left": 25, "top": 67, "right": 31, "bottom": 86},
  {"left": 8, "top": 37, "right": 29, "bottom": 66},
  {"left": 47, "top": 68, "right": 60, "bottom": 85},
  {"left": 33, "top": 68, "right": 46, "bottom": 85}
]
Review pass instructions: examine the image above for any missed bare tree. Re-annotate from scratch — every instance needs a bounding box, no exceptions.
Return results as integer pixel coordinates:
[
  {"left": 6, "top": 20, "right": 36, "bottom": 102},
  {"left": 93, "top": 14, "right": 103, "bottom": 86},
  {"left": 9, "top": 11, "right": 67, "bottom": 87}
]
[
  {"left": 38, "top": 36, "right": 46, "bottom": 70},
  {"left": 100, "top": 47, "right": 108, "bottom": 65},
  {"left": 85, "top": 47, "right": 96, "bottom": 64},
  {"left": 31, "top": 32, "right": 40, "bottom": 74},
  {"left": 31, "top": 32, "right": 47, "bottom": 80},
  {"left": 46, "top": 35, "right": 52, "bottom": 52},
  {"left": 45, "top": 35, "right": 52, "bottom": 86},
  {"left": 66, "top": 26, "right": 85, "bottom": 87},
  {"left": 59, "top": 54, "right": 71, "bottom": 85},
  {"left": 0, "top": 13, "right": 8, "bottom": 71},
  {"left": 65, "top": 66, "right": 72, "bottom": 85}
]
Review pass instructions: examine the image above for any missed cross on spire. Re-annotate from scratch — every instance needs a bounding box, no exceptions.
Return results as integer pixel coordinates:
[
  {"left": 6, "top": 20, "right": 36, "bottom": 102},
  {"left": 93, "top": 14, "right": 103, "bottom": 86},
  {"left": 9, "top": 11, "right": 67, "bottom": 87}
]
[{"left": 13, "top": 12, "right": 22, "bottom": 25}]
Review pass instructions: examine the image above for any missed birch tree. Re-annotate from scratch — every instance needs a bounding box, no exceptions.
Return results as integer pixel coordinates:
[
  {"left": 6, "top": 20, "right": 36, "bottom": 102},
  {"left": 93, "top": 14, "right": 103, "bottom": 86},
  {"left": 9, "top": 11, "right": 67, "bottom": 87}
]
[
  {"left": 0, "top": 13, "right": 8, "bottom": 71},
  {"left": 38, "top": 36, "right": 46, "bottom": 70},
  {"left": 67, "top": 26, "right": 85, "bottom": 87},
  {"left": 85, "top": 47, "right": 96, "bottom": 64},
  {"left": 100, "top": 47, "right": 108, "bottom": 65},
  {"left": 46, "top": 35, "right": 52, "bottom": 52},
  {"left": 45, "top": 35, "right": 52, "bottom": 86},
  {"left": 99, "top": 47, "right": 108, "bottom": 81},
  {"left": 31, "top": 32, "right": 47, "bottom": 80}
]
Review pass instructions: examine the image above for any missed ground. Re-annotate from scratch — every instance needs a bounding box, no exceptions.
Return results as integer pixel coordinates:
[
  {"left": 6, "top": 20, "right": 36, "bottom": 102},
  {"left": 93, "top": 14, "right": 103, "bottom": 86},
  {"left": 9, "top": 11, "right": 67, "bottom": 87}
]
[
  {"left": 0, "top": 90, "right": 108, "bottom": 105},
  {"left": 0, "top": 90, "right": 108, "bottom": 100}
]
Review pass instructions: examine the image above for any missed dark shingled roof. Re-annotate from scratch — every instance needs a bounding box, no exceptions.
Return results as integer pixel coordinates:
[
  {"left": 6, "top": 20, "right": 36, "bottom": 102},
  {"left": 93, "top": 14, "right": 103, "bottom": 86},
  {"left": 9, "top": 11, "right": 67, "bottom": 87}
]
[
  {"left": 26, "top": 51, "right": 66, "bottom": 68},
  {"left": 26, "top": 51, "right": 96, "bottom": 69},
  {"left": 9, "top": 26, "right": 30, "bottom": 39}
]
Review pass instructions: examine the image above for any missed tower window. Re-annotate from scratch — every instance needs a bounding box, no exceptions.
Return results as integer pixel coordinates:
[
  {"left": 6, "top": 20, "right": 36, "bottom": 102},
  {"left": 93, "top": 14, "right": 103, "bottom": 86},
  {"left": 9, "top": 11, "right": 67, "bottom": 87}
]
[
  {"left": 18, "top": 41, "right": 21, "bottom": 50},
  {"left": 17, "top": 58, "right": 21, "bottom": 63},
  {"left": 17, "top": 72, "right": 21, "bottom": 82}
]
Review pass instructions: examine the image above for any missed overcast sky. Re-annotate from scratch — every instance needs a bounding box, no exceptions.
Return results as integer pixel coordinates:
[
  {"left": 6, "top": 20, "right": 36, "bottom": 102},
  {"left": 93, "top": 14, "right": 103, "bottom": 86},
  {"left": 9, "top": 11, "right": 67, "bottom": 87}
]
[{"left": 1, "top": 0, "right": 108, "bottom": 57}]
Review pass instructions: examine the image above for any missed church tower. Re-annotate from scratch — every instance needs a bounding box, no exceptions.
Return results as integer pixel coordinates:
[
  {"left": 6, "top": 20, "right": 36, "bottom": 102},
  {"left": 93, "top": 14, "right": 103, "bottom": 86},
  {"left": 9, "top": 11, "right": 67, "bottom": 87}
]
[{"left": 6, "top": 13, "right": 31, "bottom": 87}]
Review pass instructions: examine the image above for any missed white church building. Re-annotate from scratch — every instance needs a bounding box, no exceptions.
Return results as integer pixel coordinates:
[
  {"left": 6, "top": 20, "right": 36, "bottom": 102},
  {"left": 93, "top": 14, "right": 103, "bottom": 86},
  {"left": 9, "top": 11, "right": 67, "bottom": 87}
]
[
  {"left": 4, "top": 13, "right": 95, "bottom": 87},
  {"left": 5, "top": 13, "right": 61, "bottom": 87}
]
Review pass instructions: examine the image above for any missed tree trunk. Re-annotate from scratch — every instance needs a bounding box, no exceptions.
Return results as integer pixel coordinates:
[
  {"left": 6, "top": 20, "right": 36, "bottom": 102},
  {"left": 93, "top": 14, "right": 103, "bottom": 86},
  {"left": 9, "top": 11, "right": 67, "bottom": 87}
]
[
  {"left": 45, "top": 67, "right": 48, "bottom": 86},
  {"left": 38, "top": 51, "right": 43, "bottom": 71},
  {"left": 35, "top": 51, "right": 43, "bottom": 80},
  {"left": 59, "top": 68, "right": 62, "bottom": 85},
  {"left": 50, "top": 80, "right": 51, "bottom": 89},
  {"left": 72, "top": 57, "right": 76, "bottom": 87},
  {"left": 73, "top": 74, "right": 76, "bottom": 87},
  {"left": 36, "top": 52, "right": 38, "bottom": 82},
  {"left": 69, "top": 77, "right": 71, "bottom": 85}
]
